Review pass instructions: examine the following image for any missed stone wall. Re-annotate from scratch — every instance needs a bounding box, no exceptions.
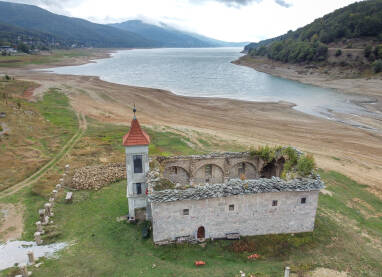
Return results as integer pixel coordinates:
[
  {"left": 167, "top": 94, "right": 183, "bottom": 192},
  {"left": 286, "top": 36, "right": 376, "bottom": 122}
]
[
  {"left": 151, "top": 190, "right": 319, "bottom": 243},
  {"left": 157, "top": 152, "right": 285, "bottom": 185}
]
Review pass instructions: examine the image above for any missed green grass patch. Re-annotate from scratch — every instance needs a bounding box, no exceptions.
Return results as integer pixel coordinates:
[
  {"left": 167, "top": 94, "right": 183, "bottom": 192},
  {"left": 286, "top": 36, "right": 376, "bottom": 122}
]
[
  {"left": 4, "top": 169, "right": 378, "bottom": 277},
  {"left": 0, "top": 49, "right": 95, "bottom": 68},
  {"left": 85, "top": 121, "right": 197, "bottom": 157},
  {"left": 32, "top": 89, "right": 78, "bottom": 138}
]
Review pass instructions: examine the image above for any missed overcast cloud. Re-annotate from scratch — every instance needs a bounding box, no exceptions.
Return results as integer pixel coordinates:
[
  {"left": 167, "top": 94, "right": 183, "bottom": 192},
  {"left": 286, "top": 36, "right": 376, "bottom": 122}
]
[{"left": 4, "top": 0, "right": 358, "bottom": 42}]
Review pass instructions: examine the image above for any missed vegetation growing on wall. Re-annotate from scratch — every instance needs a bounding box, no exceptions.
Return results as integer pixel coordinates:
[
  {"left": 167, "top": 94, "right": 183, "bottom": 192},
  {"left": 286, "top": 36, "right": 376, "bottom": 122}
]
[{"left": 250, "top": 145, "right": 316, "bottom": 179}]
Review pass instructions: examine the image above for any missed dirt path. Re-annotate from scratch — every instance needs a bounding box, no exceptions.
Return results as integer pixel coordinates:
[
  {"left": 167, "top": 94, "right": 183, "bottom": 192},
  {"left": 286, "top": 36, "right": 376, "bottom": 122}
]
[
  {"left": 0, "top": 204, "right": 23, "bottom": 242},
  {"left": 0, "top": 112, "right": 87, "bottom": 200}
]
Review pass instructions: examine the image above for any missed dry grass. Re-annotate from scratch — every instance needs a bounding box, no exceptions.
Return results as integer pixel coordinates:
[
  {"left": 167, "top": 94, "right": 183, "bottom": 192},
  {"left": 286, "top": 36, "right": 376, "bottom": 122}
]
[{"left": 0, "top": 80, "right": 77, "bottom": 191}]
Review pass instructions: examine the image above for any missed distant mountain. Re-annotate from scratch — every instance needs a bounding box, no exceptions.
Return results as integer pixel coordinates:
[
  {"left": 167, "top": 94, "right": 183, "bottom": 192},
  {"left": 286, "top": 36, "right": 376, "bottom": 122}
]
[
  {"left": 185, "top": 32, "right": 249, "bottom": 47},
  {"left": 111, "top": 20, "right": 247, "bottom": 48},
  {"left": 110, "top": 20, "right": 214, "bottom": 47},
  {"left": 0, "top": 1, "right": 247, "bottom": 50},
  {"left": 0, "top": 1, "right": 156, "bottom": 48}
]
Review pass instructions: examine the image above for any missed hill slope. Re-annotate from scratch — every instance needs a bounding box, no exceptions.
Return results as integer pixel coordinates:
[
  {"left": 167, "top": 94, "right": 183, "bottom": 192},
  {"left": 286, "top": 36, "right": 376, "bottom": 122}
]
[
  {"left": 111, "top": 20, "right": 248, "bottom": 48},
  {"left": 244, "top": 0, "right": 382, "bottom": 70},
  {"left": 0, "top": 1, "right": 155, "bottom": 48},
  {"left": 0, "top": 22, "right": 68, "bottom": 49},
  {"left": 110, "top": 20, "right": 213, "bottom": 47}
]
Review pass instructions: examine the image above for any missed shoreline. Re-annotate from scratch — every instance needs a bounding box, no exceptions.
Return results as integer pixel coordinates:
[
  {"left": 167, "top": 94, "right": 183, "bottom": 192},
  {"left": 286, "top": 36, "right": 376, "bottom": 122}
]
[
  {"left": 233, "top": 54, "right": 382, "bottom": 133},
  {"left": 1, "top": 48, "right": 382, "bottom": 189},
  {"left": 41, "top": 48, "right": 382, "bottom": 134}
]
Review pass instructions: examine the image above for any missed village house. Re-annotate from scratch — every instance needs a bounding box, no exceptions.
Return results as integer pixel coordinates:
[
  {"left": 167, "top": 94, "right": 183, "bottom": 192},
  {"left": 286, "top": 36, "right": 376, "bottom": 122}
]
[
  {"left": 123, "top": 109, "right": 324, "bottom": 244},
  {"left": 0, "top": 46, "right": 17, "bottom": 55}
]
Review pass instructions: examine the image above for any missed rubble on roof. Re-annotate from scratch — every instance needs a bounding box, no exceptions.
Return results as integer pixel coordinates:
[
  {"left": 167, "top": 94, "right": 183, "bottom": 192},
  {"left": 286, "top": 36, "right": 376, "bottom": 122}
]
[{"left": 148, "top": 175, "right": 324, "bottom": 203}]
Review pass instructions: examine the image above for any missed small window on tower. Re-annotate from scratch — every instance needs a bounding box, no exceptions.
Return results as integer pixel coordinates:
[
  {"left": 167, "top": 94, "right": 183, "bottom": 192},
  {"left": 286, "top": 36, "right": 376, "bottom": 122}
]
[
  {"left": 301, "top": 197, "right": 307, "bottom": 204},
  {"left": 183, "top": 209, "right": 189, "bottom": 215},
  {"left": 136, "top": 183, "right": 142, "bottom": 195},
  {"left": 272, "top": 200, "right": 278, "bottom": 207},
  {"left": 229, "top": 204, "right": 235, "bottom": 211},
  {"left": 133, "top": 155, "right": 143, "bottom": 173}
]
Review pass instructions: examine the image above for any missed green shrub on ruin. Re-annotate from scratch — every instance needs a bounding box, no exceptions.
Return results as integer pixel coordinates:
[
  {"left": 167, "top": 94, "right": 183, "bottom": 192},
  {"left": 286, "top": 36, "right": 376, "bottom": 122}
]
[
  {"left": 250, "top": 145, "right": 275, "bottom": 162},
  {"left": 296, "top": 154, "right": 315, "bottom": 177}
]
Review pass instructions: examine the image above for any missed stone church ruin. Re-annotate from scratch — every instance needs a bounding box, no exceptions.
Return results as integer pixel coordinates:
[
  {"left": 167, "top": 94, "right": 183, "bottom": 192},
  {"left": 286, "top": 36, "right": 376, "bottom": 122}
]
[{"left": 123, "top": 108, "right": 324, "bottom": 245}]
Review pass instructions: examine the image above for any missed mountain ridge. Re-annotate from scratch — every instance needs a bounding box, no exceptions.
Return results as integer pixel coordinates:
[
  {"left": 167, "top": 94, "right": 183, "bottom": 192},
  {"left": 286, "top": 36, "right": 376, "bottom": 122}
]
[{"left": 0, "top": 1, "right": 244, "bottom": 49}]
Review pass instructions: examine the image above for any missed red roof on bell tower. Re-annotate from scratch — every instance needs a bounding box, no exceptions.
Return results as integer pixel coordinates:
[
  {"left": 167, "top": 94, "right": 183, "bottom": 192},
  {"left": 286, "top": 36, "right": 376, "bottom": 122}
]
[{"left": 122, "top": 106, "right": 150, "bottom": 146}]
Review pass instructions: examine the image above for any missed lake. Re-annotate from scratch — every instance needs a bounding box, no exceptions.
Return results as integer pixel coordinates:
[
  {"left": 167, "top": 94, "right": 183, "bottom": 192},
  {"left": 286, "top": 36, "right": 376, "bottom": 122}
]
[{"left": 48, "top": 47, "right": 374, "bottom": 124}]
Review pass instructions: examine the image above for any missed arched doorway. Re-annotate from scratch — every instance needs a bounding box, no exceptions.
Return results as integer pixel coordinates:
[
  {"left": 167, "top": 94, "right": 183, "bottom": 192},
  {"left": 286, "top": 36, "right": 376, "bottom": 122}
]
[
  {"left": 194, "top": 164, "right": 224, "bottom": 184},
  {"left": 197, "top": 226, "right": 205, "bottom": 239}
]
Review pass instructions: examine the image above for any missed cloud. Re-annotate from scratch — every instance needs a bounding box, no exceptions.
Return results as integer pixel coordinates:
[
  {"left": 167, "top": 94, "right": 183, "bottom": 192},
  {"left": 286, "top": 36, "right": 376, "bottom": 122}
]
[
  {"left": 191, "top": 0, "right": 291, "bottom": 8},
  {"left": 5, "top": 0, "right": 80, "bottom": 15},
  {"left": 274, "top": 0, "right": 292, "bottom": 8}
]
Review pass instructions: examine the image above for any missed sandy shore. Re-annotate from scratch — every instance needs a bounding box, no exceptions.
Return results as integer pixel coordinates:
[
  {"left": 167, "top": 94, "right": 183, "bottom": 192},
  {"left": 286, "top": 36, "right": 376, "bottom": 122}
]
[{"left": 1, "top": 50, "right": 382, "bottom": 190}]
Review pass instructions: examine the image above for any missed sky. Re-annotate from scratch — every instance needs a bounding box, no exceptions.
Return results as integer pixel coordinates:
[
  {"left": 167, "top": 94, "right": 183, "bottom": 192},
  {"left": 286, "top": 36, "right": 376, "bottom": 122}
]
[{"left": 6, "top": 0, "right": 360, "bottom": 42}]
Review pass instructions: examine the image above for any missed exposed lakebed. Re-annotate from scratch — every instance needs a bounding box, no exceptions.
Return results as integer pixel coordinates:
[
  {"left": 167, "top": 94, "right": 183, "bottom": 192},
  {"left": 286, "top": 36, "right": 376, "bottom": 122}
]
[{"left": 46, "top": 47, "right": 380, "bottom": 131}]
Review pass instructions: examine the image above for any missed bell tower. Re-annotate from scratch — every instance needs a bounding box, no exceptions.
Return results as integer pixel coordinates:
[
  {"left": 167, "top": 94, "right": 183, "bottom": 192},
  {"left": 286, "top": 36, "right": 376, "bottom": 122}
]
[{"left": 122, "top": 105, "right": 150, "bottom": 220}]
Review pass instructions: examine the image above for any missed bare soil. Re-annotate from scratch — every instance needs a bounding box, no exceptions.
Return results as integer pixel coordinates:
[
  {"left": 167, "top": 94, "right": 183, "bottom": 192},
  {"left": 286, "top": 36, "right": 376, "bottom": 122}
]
[
  {"left": 1, "top": 51, "right": 382, "bottom": 191},
  {"left": 0, "top": 204, "right": 23, "bottom": 242}
]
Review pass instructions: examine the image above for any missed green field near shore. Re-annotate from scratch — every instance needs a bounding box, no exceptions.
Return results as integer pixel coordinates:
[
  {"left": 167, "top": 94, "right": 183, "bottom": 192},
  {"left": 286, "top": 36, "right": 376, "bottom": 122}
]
[
  {"left": 0, "top": 49, "right": 95, "bottom": 68},
  {"left": 1, "top": 169, "right": 381, "bottom": 277}
]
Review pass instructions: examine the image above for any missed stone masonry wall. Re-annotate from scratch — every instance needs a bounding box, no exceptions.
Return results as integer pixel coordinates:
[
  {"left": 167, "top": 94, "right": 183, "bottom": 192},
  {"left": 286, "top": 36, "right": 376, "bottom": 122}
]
[
  {"left": 151, "top": 190, "right": 319, "bottom": 243},
  {"left": 158, "top": 152, "right": 284, "bottom": 186}
]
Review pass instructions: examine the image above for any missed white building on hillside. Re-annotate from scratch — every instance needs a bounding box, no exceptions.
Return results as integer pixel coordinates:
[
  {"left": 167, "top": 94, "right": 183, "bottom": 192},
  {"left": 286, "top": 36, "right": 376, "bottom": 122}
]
[{"left": 122, "top": 107, "right": 150, "bottom": 220}]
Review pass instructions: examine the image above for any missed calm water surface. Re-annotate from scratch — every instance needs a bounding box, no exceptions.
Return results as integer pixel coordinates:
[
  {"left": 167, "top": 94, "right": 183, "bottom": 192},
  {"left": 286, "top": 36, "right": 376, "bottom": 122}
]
[{"left": 49, "top": 47, "right": 374, "bottom": 123}]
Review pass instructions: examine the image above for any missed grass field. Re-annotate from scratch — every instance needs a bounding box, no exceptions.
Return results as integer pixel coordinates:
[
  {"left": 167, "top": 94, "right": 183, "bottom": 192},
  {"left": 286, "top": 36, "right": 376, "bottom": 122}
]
[
  {"left": 0, "top": 49, "right": 96, "bottom": 68},
  {"left": 1, "top": 169, "right": 381, "bottom": 277},
  {"left": 0, "top": 80, "right": 78, "bottom": 191},
  {"left": 0, "top": 81, "right": 381, "bottom": 276}
]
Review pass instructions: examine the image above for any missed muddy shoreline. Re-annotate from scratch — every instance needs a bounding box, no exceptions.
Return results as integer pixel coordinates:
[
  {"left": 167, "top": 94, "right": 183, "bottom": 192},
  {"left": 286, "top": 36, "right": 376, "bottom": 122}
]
[{"left": 1, "top": 49, "right": 382, "bottom": 189}]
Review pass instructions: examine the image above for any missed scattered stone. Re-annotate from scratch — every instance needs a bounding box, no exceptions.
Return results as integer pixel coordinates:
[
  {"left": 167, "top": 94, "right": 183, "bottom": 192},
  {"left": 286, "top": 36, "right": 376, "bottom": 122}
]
[
  {"left": 34, "top": 263, "right": 43, "bottom": 268},
  {"left": 71, "top": 163, "right": 126, "bottom": 190},
  {"left": 27, "top": 251, "right": 35, "bottom": 265},
  {"left": 116, "top": 215, "right": 128, "bottom": 222},
  {"left": 34, "top": 232, "right": 42, "bottom": 245},
  {"left": 35, "top": 222, "right": 44, "bottom": 234},
  {"left": 38, "top": 210, "right": 45, "bottom": 224},
  {"left": 65, "top": 192, "right": 73, "bottom": 203},
  {"left": 44, "top": 203, "right": 53, "bottom": 217}
]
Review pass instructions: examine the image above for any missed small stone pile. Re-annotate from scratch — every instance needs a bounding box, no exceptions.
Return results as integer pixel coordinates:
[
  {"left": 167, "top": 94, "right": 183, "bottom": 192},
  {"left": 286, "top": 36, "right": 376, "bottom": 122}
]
[{"left": 71, "top": 163, "right": 126, "bottom": 190}]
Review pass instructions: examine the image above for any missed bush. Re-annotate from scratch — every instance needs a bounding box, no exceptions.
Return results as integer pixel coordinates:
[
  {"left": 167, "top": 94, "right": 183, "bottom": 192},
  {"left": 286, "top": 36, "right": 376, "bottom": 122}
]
[
  {"left": 374, "top": 44, "right": 382, "bottom": 60},
  {"left": 373, "top": 59, "right": 382, "bottom": 73},
  {"left": 251, "top": 145, "right": 275, "bottom": 162},
  {"left": 282, "top": 147, "right": 299, "bottom": 174},
  {"left": 296, "top": 154, "right": 315, "bottom": 176},
  {"left": 364, "top": 45, "right": 372, "bottom": 58},
  {"left": 335, "top": 49, "right": 342, "bottom": 56}
]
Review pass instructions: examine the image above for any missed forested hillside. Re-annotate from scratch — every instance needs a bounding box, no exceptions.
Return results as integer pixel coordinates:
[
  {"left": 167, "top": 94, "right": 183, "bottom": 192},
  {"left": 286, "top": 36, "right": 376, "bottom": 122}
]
[
  {"left": 0, "top": 23, "right": 69, "bottom": 51},
  {"left": 245, "top": 0, "right": 382, "bottom": 72},
  {"left": 0, "top": 1, "right": 155, "bottom": 48}
]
